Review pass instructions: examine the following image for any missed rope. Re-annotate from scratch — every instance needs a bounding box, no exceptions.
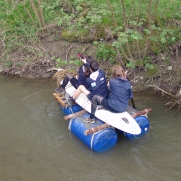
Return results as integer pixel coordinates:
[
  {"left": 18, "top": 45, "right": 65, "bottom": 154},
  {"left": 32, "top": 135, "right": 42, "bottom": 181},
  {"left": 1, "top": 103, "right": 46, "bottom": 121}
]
[
  {"left": 68, "top": 118, "right": 74, "bottom": 131},
  {"left": 90, "top": 126, "right": 115, "bottom": 150},
  {"left": 90, "top": 132, "right": 96, "bottom": 150}
]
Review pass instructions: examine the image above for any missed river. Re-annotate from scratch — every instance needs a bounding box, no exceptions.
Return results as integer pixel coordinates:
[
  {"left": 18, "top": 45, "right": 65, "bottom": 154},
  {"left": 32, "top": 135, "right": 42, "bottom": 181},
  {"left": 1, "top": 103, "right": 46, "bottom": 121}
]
[{"left": 0, "top": 75, "right": 180, "bottom": 181}]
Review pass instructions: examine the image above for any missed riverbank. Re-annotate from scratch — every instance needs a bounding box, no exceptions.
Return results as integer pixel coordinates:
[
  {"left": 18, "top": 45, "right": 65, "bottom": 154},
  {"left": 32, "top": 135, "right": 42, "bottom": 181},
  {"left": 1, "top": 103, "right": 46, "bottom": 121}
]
[
  {"left": 1, "top": 32, "right": 181, "bottom": 97},
  {"left": 1, "top": 0, "right": 181, "bottom": 100}
]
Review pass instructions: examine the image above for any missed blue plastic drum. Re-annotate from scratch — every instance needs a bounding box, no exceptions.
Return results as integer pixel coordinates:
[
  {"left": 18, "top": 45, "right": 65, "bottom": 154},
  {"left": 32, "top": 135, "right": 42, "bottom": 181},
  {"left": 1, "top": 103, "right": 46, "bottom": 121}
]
[
  {"left": 124, "top": 116, "right": 150, "bottom": 139},
  {"left": 59, "top": 103, "right": 82, "bottom": 115},
  {"left": 69, "top": 114, "right": 118, "bottom": 152}
]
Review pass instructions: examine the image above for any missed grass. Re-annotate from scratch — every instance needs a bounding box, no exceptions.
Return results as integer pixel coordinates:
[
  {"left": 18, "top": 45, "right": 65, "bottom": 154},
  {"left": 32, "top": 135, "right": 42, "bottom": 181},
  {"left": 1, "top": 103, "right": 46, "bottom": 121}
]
[{"left": 0, "top": 0, "right": 181, "bottom": 66}]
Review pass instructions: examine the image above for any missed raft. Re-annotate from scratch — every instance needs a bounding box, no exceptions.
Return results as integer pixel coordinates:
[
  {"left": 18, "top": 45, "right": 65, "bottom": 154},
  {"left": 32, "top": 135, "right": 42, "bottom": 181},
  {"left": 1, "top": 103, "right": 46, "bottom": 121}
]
[{"left": 53, "top": 85, "right": 151, "bottom": 151}]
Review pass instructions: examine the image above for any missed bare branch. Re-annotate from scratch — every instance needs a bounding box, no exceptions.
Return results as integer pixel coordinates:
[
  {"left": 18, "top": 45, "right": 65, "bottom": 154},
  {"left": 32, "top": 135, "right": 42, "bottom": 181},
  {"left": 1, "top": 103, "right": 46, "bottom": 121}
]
[{"left": 147, "top": 84, "right": 173, "bottom": 97}]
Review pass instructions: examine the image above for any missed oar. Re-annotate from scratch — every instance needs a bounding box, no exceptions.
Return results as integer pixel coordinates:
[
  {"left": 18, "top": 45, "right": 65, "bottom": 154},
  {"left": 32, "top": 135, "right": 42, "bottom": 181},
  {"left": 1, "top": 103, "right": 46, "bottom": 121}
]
[{"left": 130, "top": 98, "right": 136, "bottom": 109}]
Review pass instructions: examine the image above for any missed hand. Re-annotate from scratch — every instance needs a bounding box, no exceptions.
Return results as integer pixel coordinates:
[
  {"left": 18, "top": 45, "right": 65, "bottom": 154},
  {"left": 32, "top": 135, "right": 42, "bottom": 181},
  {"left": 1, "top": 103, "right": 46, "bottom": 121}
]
[{"left": 81, "top": 58, "right": 86, "bottom": 64}]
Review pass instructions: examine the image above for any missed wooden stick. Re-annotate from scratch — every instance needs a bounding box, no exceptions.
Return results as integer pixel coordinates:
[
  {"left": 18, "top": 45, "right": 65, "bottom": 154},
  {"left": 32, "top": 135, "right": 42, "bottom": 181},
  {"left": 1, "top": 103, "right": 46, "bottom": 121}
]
[
  {"left": 64, "top": 110, "right": 87, "bottom": 120},
  {"left": 52, "top": 93, "right": 66, "bottom": 107},
  {"left": 131, "top": 108, "right": 152, "bottom": 118},
  {"left": 84, "top": 124, "right": 110, "bottom": 135},
  {"left": 52, "top": 93, "right": 64, "bottom": 100}
]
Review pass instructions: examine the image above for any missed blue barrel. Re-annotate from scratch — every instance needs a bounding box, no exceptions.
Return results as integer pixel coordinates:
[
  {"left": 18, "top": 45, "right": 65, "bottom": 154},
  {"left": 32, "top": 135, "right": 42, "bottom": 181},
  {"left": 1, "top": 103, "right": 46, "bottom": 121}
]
[
  {"left": 123, "top": 116, "right": 150, "bottom": 139},
  {"left": 59, "top": 103, "right": 82, "bottom": 115},
  {"left": 69, "top": 113, "right": 118, "bottom": 152}
]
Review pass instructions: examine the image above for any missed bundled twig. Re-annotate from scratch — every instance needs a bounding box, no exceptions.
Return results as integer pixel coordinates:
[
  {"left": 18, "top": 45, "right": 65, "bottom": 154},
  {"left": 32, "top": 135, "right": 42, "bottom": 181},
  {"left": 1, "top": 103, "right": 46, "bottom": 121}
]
[{"left": 52, "top": 69, "right": 77, "bottom": 88}]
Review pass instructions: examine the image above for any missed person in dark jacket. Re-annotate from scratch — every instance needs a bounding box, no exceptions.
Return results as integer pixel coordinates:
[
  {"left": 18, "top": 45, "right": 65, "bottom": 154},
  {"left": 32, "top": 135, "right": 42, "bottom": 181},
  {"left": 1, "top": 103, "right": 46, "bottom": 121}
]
[
  {"left": 72, "top": 61, "right": 109, "bottom": 123},
  {"left": 55, "top": 56, "right": 94, "bottom": 94},
  {"left": 86, "top": 65, "right": 133, "bottom": 123}
]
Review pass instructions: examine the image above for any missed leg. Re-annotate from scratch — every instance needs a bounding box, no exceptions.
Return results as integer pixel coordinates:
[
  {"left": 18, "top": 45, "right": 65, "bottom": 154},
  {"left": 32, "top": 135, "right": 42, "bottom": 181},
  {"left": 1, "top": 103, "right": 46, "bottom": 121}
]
[
  {"left": 83, "top": 95, "right": 104, "bottom": 124},
  {"left": 70, "top": 77, "right": 78, "bottom": 89},
  {"left": 73, "top": 85, "right": 90, "bottom": 99},
  {"left": 101, "top": 98, "right": 119, "bottom": 113},
  {"left": 61, "top": 74, "right": 73, "bottom": 89},
  {"left": 90, "top": 95, "right": 104, "bottom": 119},
  {"left": 55, "top": 74, "right": 73, "bottom": 94}
]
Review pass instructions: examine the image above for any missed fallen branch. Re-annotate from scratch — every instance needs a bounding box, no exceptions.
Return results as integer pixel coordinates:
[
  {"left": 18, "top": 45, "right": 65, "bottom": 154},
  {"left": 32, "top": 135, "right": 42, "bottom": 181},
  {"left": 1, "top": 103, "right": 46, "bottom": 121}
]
[
  {"left": 148, "top": 84, "right": 181, "bottom": 111},
  {"left": 148, "top": 84, "right": 173, "bottom": 97},
  {"left": 66, "top": 45, "right": 73, "bottom": 64},
  {"left": 165, "top": 98, "right": 181, "bottom": 112}
]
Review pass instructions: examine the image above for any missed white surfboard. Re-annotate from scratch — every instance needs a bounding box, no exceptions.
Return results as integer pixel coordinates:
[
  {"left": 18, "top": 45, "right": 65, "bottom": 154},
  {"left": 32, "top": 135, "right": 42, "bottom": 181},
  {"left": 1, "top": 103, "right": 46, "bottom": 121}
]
[{"left": 65, "top": 84, "right": 141, "bottom": 135}]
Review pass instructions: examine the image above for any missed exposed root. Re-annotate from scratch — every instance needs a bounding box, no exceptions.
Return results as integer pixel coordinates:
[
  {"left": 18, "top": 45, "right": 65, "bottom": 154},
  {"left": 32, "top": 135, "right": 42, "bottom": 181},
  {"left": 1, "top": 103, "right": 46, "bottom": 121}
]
[
  {"left": 148, "top": 84, "right": 181, "bottom": 111},
  {"left": 148, "top": 84, "right": 173, "bottom": 97}
]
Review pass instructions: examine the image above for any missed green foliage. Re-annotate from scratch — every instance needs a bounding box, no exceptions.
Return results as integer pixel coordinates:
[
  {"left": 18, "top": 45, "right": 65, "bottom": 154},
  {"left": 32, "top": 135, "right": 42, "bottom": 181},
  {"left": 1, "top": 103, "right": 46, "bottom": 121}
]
[
  {"left": 117, "top": 29, "right": 143, "bottom": 45},
  {"left": 55, "top": 8, "right": 75, "bottom": 29},
  {"left": 126, "top": 62, "right": 136, "bottom": 69},
  {"left": 61, "top": 29, "right": 89, "bottom": 42},
  {"left": 95, "top": 42, "right": 116, "bottom": 63},
  {"left": 51, "top": 56, "right": 66, "bottom": 68},
  {"left": 126, "top": 57, "right": 154, "bottom": 70},
  {"left": 55, "top": 58, "right": 64, "bottom": 68},
  {"left": 136, "top": 57, "right": 155, "bottom": 70},
  {"left": 69, "top": 59, "right": 82, "bottom": 66},
  {"left": 4, "top": 61, "right": 12, "bottom": 67},
  {"left": 0, "top": 0, "right": 181, "bottom": 69},
  {"left": 145, "top": 67, "right": 158, "bottom": 78},
  {"left": 16, "top": 62, "right": 22, "bottom": 67},
  {"left": 51, "top": 56, "right": 82, "bottom": 68}
]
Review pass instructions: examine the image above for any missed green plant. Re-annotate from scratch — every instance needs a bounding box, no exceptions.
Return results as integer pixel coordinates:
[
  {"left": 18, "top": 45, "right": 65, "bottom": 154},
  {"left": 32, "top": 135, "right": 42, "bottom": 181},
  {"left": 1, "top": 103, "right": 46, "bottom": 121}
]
[
  {"left": 126, "top": 57, "right": 154, "bottom": 70},
  {"left": 4, "top": 61, "right": 12, "bottom": 67},
  {"left": 126, "top": 61, "right": 136, "bottom": 69},
  {"left": 69, "top": 59, "right": 82, "bottom": 66},
  {"left": 96, "top": 42, "right": 116, "bottom": 63},
  {"left": 141, "top": 57, "right": 155, "bottom": 70},
  {"left": 55, "top": 57, "right": 66, "bottom": 68},
  {"left": 0, "top": 0, "right": 181, "bottom": 71},
  {"left": 16, "top": 62, "right": 22, "bottom": 67}
]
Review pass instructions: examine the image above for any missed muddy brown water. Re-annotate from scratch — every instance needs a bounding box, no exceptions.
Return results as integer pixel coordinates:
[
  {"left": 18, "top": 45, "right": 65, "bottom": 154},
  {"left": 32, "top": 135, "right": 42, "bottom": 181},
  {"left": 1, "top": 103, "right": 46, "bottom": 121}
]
[{"left": 0, "top": 75, "right": 181, "bottom": 181}]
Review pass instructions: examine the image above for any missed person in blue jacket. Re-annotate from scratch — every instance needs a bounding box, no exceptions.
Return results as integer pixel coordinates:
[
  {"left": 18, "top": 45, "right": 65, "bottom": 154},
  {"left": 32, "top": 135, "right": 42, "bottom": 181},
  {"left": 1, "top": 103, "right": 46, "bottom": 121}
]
[
  {"left": 55, "top": 56, "right": 94, "bottom": 94},
  {"left": 85, "top": 65, "right": 133, "bottom": 123},
  {"left": 73, "top": 61, "right": 109, "bottom": 123}
]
